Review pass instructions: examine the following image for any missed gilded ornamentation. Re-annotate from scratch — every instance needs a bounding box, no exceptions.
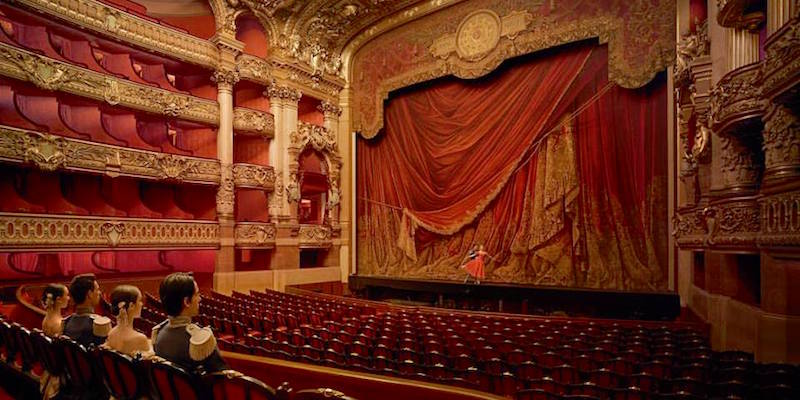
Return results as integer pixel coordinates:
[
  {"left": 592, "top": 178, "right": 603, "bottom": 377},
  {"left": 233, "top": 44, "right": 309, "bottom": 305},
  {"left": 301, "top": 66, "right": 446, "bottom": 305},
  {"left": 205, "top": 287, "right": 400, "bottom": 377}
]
[
  {"left": 675, "top": 20, "right": 710, "bottom": 87},
  {"left": 0, "top": 213, "right": 219, "bottom": 248},
  {"left": 710, "top": 63, "right": 765, "bottom": 135},
  {"left": 317, "top": 101, "right": 342, "bottom": 118},
  {"left": 234, "top": 223, "right": 277, "bottom": 247},
  {"left": 217, "top": 164, "right": 235, "bottom": 217},
  {"left": 352, "top": 0, "right": 674, "bottom": 138},
  {"left": 0, "top": 125, "right": 221, "bottom": 184},
  {"left": 761, "top": 19, "right": 800, "bottom": 98},
  {"left": 763, "top": 103, "right": 800, "bottom": 177},
  {"left": 233, "top": 163, "right": 276, "bottom": 190},
  {"left": 719, "top": 135, "right": 763, "bottom": 190},
  {"left": 237, "top": 54, "right": 272, "bottom": 83},
  {"left": 700, "top": 198, "right": 761, "bottom": 247},
  {"left": 291, "top": 122, "right": 337, "bottom": 154},
  {"left": 692, "top": 122, "right": 711, "bottom": 161},
  {"left": 430, "top": 10, "right": 530, "bottom": 62},
  {"left": 233, "top": 108, "right": 275, "bottom": 136},
  {"left": 212, "top": 68, "right": 241, "bottom": 89},
  {"left": 298, "top": 224, "right": 332, "bottom": 247},
  {"left": 266, "top": 81, "right": 303, "bottom": 102},
  {"left": 759, "top": 190, "right": 800, "bottom": 247},
  {"left": 8, "top": 0, "right": 217, "bottom": 68},
  {"left": 101, "top": 222, "right": 125, "bottom": 247},
  {"left": 285, "top": 172, "right": 301, "bottom": 204},
  {"left": 673, "top": 208, "right": 710, "bottom": 247},
  {"left": 0, "top": 43, "right": 220, "bottom": 126}
]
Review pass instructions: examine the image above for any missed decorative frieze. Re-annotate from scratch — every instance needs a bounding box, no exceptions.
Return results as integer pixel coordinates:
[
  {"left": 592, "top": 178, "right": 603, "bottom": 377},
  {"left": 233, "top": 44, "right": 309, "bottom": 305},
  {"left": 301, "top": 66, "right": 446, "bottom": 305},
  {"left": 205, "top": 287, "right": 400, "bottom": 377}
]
[
  {"left": 0, "top": 43, "right": 220, "bottom": 126},
  {"left": 234, "top": 223, "right": 277, "bottom": 248},
  {"left": 759, "top": 190, "right": 800, "bottom": 247},
  {"left": 761, "top": 19, "right": 800, "bottom": 101},
  {"left": 233, "top": 163, "right": 276, "bottom": 190},
  {"left": 704, "top": 197, "right": 762, "bottom": 248},
  {"left": 237, "top": 54, "right": 272, "bottom": 84},
  {"left": 7, "top": 0, "right": 217, "bottom": 68},
  {"left": 291, "top": 122, "right": 338, "bottom": 155},
  {"left": 718, "top": 134, "right": 763, "bottom": 192},
  {"left": 673, "top": 208, "right": 708, "bottom": 248},
  {"left": 762, "top": 103, "right": 800, "bottom": 182},
  {"left": 0, "top": 213, "right": 219, "bottom": 249},
  {"left": 233, "top": 108, "right": 275, "bottom": 137},
  {"left": 0, "top": 125, "right": 221, "bottom": 184},
  {"left": 710, "top": 63, "right": 765, "bottom": 135},
  {"left": 298, "top": 224, "right": 332, "bottom": 248}
]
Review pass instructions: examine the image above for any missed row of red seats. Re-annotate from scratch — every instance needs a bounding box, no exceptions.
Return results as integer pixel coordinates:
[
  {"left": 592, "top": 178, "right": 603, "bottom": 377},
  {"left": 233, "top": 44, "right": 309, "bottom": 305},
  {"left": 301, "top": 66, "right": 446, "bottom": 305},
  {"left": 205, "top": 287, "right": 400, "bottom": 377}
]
[{"left": 0, "top": 316, "right": 359, "bottom": 400}]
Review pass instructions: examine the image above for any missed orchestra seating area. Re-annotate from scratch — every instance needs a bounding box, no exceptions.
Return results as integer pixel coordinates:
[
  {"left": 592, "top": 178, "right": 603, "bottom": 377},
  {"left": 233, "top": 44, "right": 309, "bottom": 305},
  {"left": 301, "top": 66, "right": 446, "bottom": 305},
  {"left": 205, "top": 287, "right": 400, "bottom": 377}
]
[
  {"left": 134, "top": 288, "right": 797, "bottom": 400},
  {"left": 0, "top": 314, "right": 372, "bottom": 400}
]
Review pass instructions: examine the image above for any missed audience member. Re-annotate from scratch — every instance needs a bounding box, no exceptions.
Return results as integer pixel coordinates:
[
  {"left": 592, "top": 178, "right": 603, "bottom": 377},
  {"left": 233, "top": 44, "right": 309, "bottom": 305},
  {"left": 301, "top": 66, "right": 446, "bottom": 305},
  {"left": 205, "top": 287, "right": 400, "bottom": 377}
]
[
  {"left": 152, "top": 272, "right": 227, "bottom": 372},
  {"left": 41, "top": 283, "right": 69, "bottom": 338},
  {"left": 104, "top": 285, "right": 153, "bottom": 357},
  {"left": 63, "top": 273, "right": 108, "bottom": 347}
]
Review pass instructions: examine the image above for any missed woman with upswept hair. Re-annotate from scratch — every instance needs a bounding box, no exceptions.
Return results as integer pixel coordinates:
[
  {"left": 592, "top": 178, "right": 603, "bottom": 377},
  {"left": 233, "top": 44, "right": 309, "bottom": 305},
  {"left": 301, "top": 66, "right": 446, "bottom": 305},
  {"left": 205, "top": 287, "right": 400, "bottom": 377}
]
[
  {"left": 40, "top": 283, "right": 69, "bottom": 399},
  {"left": 103, "top": 285, "right": 153, "bottom": 357}
]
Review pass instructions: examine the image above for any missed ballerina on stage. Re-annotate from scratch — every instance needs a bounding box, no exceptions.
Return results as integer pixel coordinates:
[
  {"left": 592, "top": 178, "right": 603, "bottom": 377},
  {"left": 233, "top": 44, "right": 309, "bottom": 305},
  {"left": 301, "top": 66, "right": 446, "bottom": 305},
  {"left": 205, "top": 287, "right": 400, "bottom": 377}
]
[{"left": 460, "top": 244, "right": 491, "bottom": 284}]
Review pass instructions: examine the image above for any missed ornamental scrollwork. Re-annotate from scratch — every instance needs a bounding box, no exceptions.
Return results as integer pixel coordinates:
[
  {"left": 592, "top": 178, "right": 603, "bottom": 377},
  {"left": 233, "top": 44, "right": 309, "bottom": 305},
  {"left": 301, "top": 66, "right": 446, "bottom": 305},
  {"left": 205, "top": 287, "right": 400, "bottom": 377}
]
[
  {"left": 762, "top": 103, "right": 800, "bottom": 176},
  {"left": 266, "top": 80, "right": 303, "bottom": 102},
  {"left": 317, "top": 101, "right": 342, "bottom": 118},
  {"left": 291, "top": 122, "right": 337, "bottom": 154},
  {"left": 234, "top": 223, "right": 277, "bottom": 247},
  {"left": 233, "top": 108, "right": 275, "bottom": 136},
  {"left": 0, "top": 213, "right": 219, "bottom": 248},
  {"left": 298, "top": 224, "right": 332, "bottom": 247},
  {"left": 675, "top": 20, "right": 710, "bottom": 87},
  {"left": 233, "top": 163, "right": 276, "bottom": 190},
  {"left": 0, "top": 125, "right": 221, "bottom": 184},
  {"left": 0, "top": 43, "right": 220, "bottom": 125},
  {"left": 237, "top": 54, "right": 272, "bottom": 83},
  {"left": 759, "top": 191, "right": 800, "bottom": 247},
  {"left": 710, "top": 64, "right": 765, "bottom": 134},
  {"left": 719, "top": 135, "right": 763, "bottom": 190},
  {"left": 211, "top": 68, "right": 241, "bottom": 88},
  {"left": 761, "top": 19, "right": 800, "bottom": 97},
  {"left": 216, "top": 164, "right": 235, "bottom": 217}
]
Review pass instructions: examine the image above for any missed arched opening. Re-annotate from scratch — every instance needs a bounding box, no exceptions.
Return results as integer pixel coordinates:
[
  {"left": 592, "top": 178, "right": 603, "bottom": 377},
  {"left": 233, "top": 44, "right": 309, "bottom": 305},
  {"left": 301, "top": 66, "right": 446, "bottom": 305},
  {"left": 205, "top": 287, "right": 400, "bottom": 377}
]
[
  {"left": 298, "top": 149, "right": 328, "bottom": 225},
  {"left": 235, "top": 14, "right": 268, "bottom": 58}
]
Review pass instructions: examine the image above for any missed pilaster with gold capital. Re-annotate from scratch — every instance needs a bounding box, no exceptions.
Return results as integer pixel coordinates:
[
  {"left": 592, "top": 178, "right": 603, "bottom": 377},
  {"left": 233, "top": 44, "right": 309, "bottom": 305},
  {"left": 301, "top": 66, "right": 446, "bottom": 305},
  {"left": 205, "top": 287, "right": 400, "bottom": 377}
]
[{"left": 265, "top": 81, "right": 303, "bottom": 224}]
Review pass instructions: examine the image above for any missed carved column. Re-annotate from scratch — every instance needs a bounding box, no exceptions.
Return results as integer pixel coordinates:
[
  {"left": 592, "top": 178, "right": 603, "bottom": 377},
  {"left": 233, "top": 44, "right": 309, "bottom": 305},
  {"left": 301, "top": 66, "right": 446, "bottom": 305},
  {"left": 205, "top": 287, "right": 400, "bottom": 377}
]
[
  {"left": 211, "top": 34, "right": 243, "bottom": 280},
  {"left": 266, "top": 82, "right": 302, "bottom": 224},
  {"left": 763, "top": 103, "right": 800, "bottom": 183},
  {"left": 318, "top": 101, "right": 342, "bottom": 227}
]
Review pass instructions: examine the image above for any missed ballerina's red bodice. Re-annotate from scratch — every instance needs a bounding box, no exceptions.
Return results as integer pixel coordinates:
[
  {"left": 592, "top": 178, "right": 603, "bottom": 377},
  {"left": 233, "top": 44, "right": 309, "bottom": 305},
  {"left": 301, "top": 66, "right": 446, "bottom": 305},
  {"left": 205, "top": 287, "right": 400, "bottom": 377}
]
[{"left": 463, "top": 252, "right": 487, "bottom": 279}]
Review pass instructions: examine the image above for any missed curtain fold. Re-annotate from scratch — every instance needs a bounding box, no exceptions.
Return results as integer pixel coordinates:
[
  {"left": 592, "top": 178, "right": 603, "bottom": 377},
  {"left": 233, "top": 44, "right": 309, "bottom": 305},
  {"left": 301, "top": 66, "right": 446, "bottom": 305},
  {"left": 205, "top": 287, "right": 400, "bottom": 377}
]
[{"left": 357, "top": 42, "right": 668, "bottom": 290}]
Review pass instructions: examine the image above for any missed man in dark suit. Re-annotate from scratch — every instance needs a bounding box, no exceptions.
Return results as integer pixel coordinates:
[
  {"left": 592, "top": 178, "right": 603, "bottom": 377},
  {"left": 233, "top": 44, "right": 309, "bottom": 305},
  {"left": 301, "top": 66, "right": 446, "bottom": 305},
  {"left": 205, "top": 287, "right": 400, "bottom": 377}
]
[
  {"left": 62, "top": 273, "right": 107, "bottom": 347},
  {"left": 152, "top": 272, "right": 228, "bottom": 373}
]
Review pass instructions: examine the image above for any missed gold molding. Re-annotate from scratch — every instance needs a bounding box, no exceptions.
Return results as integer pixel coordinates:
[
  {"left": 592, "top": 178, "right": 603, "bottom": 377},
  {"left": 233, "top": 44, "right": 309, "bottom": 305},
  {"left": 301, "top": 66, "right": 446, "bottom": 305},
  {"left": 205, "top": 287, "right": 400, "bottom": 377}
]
[
  {"left": 298, "top": 224, "right": 332, "bottom": 248},
  {"left": 0, "top": 213, "right": 219, "bottom": 250},
  {"left": 7, "top": 0, "right": 217, "bottom": 68},
  {"left": 233, "top": 108, "right": 275, "bottom": 137},
  {"left": 233, "top": 163, "right": 276, "bottom": 190},
  {"left": 238, "top": 54, "right": 273, "bottom": 85},
  {"left": 710, "top": 62, "right": 765, "bottom": 135},
  {"left": 759, "top": 190, "right": 800, "bottom": 247},
  {"left": 352, "top": 0, "right": 675, "bottom": 138},
  {"left": 761, "top": 19, "right": 800, "bottom": 101},
  {"left": 0, "top": 125, "right": 221, "bottom": 184},
  {"left": 234, "top": 222, "right": 277, "bottom": 248},
  {"left": 0, "top": 43, "right": 220, "bottom": 126}
]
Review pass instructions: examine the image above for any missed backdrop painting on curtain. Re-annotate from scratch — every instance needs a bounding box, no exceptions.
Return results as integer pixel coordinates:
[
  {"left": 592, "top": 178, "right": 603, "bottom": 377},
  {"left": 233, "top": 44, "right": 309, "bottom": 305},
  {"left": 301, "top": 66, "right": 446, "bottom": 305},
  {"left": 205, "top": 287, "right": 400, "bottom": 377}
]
[{"left": 356, "top": 41, "right": 668, "bottom": 291}]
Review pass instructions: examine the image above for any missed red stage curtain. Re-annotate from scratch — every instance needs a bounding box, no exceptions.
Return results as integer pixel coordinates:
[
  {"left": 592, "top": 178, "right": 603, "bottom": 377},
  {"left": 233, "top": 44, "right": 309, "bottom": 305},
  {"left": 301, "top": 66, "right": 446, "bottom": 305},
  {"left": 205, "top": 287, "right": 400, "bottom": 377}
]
[{"left": 357, "top": 42, "right": 668, "bottom": 290}]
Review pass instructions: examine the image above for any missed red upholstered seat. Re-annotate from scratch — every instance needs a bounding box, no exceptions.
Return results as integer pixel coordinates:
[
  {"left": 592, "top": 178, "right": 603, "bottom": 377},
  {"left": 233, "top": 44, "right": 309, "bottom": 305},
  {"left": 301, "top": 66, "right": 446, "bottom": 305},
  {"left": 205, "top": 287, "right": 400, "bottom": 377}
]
[
  {"left": 96, "top": 347, "right": 147, "bottom": 400},
  {"left": 205, "top": 372, "right": 277, "bottom": 400},
  {"left": 58, "top": 336, "right": 107, "bottom": 398},
  {"left": 145, "top": 358, "right": 204, "bottom": 400}
]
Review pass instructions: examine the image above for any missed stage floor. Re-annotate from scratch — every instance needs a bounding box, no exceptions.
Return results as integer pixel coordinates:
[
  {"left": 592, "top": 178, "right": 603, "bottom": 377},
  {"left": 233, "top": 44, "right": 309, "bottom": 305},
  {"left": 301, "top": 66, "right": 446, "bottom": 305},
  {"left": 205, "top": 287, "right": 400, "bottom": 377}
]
[{"left": 349, "top": 275, "right": 680, "bottom": 321}]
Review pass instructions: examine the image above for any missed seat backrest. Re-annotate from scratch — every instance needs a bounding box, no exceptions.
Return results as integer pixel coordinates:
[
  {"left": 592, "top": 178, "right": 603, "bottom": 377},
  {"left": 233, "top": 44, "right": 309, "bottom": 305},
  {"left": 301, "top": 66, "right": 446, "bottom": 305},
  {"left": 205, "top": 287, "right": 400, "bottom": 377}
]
[
  {"left": 11, "top": 323, "right": 39, "bottom": 371},
  {"left": 30, "top": 329, "right": 63, "bottom": 376},
  {"left": 293, "top": 388, "right": 358, "bottom": 400},
  {"left": 146, "top": 357, "right": 204, "bottom": 400},
  {"left": 58, "top": 336, "right": 103, "bottom": 390},
  {"left": 96, "top": 347, "right": 148, "bottom": 400},
  {"left": 205, "top": 372, "right": 277, "bottom": 400}
]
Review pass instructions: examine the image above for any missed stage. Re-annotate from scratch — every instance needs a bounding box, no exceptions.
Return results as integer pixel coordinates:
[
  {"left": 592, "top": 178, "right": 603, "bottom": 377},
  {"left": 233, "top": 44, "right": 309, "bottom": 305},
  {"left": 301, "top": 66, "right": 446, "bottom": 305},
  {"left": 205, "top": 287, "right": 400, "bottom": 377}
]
[{"left": 349, "top": 275, "right": 680, "bottom": 321}]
